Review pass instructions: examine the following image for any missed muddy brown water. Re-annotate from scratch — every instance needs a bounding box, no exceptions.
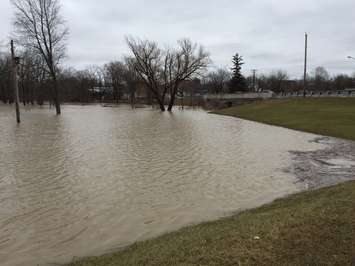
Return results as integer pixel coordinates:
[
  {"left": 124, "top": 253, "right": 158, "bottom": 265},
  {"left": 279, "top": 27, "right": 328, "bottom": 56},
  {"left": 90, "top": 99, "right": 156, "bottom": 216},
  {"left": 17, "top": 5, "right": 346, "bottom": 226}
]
[{"left": 0, "top": 104, "right": 353, "bottom": 266}]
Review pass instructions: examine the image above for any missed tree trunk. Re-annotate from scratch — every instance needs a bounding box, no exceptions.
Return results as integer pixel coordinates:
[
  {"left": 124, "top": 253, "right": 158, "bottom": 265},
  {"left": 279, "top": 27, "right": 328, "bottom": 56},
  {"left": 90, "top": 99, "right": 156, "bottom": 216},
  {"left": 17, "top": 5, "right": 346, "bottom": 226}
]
[
  {"left": 130, "top": 92, "right": 135, "bottom": 109},
  {"left": 115, "top": 86, "right": 119, "bottom": 104},
  {"left": 159, "top": 101, "right": 165, "bottom": 111},
  {"left": 151, "top": 90, "right": 165, "bottom": 111},
  {"left": 52, "top": 75, "right": 61, "bottom": 115},
  {"left": 0, "top": 86, "right": 5, "bottom": 103},
  {"left": 167, "top": 92, "right": 176, "bottom": 112},
  {"left": 21, "top": 82, "right": 26, "bottom": 106}
]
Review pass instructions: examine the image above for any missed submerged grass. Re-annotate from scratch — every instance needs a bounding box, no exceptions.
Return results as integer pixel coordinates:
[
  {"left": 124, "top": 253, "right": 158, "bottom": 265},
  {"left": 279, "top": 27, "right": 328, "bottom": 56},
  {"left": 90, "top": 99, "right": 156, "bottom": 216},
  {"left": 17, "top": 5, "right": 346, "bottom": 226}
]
[
  {"left": 214, "top": 97, "right": 355, "bottom": 141},
  {"left": 69, "top": 181, "right": 355, "bottom": 266}
]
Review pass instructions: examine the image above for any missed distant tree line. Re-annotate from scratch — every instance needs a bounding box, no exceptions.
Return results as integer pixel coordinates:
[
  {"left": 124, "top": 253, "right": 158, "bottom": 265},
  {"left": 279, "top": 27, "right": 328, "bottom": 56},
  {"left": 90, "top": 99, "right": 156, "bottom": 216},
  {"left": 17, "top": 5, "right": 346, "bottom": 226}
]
[
  {"left": 0, "top": 51, "right": 141, "bottom": 105},
  {"left": 3, "top": 0, "right": 210, "bottom": 112},
  {"left": 204, "top": 64, "right": 355, "bottom": 95},
  {"left": 0, "top": 44, "right": 208, "bottom": 109},
  {"left": 1, "top": 0, "right": 354, "bottom": 113},
  {"left": 1, "top": 47, "right": 355, "bottom": 108}
]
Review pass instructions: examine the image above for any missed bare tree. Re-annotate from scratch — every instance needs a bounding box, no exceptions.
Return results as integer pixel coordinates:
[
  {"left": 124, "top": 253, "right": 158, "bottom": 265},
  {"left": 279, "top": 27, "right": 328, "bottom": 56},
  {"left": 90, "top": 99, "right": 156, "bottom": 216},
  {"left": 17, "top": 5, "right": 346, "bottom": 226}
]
[
  {"left": 207, "top": 68, "right": 231, "bottom": 94},
  {"left": 0, "top": 53, "right": 12, "bottom": 103},
  {"left": 72, "top": 69, "right": 93, "bottom": 103},
  {"left": 123, "top": 57, "right": 140, "bottom": 108},
  {"left": 313, "top": 66, "right": 330, "bottom": 91},
  {"left": 11, "top": 0, "right": 68, "bottom": 115},
  {"left": 17, "top": 49, "right": 41, "bottom": 105},
  {"left": 333, "top": 74, "right": 353, "bottom": 91},
  {"left": 126, "top": 37, "right": 210, "bottom": 111},
  {"left": 88, "top": 65, "right": 106, "bottom": 87},
  {"left": 270, "top": 70, "right": 289, "bottom": 93},
  {"left": 315, "top": 66, "right": 330, "bottom": 81},
  {"left": 104, "top": 61, "right": 126, "bottom": 103}
]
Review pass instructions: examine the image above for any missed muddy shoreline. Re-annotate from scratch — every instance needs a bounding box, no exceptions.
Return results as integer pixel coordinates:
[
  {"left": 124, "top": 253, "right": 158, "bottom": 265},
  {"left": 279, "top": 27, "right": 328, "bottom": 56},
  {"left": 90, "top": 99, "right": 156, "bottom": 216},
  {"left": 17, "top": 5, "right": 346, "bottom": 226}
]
[{"left": 289, "top": 137, "right": 355, "bottom": 189}]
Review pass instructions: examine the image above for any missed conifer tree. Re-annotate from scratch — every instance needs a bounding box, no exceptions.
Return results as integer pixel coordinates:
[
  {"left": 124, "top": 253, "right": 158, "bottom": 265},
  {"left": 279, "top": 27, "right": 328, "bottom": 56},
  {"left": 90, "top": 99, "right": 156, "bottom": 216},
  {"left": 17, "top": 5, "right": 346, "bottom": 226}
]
[{"left": 229, "top": 53, "right": 247, "bottom": 92}]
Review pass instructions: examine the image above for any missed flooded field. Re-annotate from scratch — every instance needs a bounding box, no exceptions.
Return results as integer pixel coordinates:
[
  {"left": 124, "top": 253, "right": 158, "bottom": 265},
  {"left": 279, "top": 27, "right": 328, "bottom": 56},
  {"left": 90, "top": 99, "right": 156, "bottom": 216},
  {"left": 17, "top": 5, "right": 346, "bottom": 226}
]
[{"left": 0, "top": 104, "right": 352, "bottom": 266}]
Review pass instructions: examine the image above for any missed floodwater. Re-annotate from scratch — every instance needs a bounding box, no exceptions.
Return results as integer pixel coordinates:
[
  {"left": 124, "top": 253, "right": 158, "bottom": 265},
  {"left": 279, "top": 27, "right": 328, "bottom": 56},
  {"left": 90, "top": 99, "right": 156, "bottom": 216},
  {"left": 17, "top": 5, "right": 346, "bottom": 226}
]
[{"left": 0, "top": 104, "right": 349, "bottom": 266}]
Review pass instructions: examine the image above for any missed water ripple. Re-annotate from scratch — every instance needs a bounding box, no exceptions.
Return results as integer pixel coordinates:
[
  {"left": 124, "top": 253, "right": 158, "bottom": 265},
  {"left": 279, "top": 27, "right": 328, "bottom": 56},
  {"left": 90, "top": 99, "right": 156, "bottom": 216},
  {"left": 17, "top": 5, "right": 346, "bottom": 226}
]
[{"left": 0, "top": 104, "right": 342, "bottom": 266}]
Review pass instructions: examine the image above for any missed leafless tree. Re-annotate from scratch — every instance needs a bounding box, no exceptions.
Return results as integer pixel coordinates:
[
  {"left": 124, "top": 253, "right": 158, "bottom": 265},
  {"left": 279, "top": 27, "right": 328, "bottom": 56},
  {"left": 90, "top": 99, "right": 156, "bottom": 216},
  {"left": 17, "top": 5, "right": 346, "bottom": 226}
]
[
  {"left": 0, "top": 53, "right": 12, "bottom": 103},
  {"left": 314, "top": 66, "right": 330, "bottom": 81},
  {"left": 270, "top": 70, "right": 289, "bottom": 93},
  {"left": 104, "top": 61, "right": 126, "bottom": 103},
  {"left": 17, "top": 49, "right": 42, "bottom": 105},
  {"left": 333, "top": 74, "right": 353, "bottom": 90},
  {"left": 123, "top": 57, "right": 140, "bottom": 108},
  {"left": 11, "top": 0, "right": 68, "bottom": 114},
  {"left": 126, "top": 37, "right": 210, "bottom": 111},
  {"left": 207, "top": 68, "right": 231, "bottom": 94},
  {"left": 313, "top": 66, "right": 330, "bottom": 91},
  {"left": 72, "top": 69, "right": 94, "bottom": 102},
  {"left": 88, "top": 65, "right": 106, "bottom": 87}
]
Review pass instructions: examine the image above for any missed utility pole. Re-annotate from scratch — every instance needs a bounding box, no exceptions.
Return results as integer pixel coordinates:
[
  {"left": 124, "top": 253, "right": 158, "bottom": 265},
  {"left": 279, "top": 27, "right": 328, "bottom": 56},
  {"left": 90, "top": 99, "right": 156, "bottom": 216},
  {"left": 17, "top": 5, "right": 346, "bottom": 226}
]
[
  {"left": 252, "top": 69, "right": 257, "bottom": 92},
  {"left": 303, "top": 33, "right": 308, "bottom": 97},
  {"left": 10, "top": 40, "right": 20, "bottom": 123}
]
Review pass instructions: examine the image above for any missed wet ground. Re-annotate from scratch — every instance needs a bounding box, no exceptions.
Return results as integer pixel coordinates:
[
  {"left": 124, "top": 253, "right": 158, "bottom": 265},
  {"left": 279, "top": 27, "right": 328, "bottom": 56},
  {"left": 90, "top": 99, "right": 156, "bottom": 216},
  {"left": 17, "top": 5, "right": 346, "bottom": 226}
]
[{"left": 290, "top": 137, "right": 355, "bottom": 189}]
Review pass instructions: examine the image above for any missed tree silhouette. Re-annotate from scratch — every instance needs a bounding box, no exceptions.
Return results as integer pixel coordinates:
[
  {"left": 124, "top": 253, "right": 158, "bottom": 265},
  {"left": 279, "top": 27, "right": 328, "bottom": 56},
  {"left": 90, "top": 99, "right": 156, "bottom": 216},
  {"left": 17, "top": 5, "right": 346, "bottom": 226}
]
[
  {"left": 230, "top": 53, "right": 247, "bottom": 92},
  {"left": 12, "top": 0, "right": 69, "bottom": 115}
]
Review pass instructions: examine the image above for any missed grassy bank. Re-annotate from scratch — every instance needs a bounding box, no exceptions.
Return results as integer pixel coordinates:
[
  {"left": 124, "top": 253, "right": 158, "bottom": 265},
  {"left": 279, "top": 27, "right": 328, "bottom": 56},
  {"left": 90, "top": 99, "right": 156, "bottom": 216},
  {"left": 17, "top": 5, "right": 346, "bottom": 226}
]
[
  {"left": 69, "top": 181, "right": 355, "bottom": 266},
  {"left": 214, "top": 97, "right": 355, "bottom": 141}
]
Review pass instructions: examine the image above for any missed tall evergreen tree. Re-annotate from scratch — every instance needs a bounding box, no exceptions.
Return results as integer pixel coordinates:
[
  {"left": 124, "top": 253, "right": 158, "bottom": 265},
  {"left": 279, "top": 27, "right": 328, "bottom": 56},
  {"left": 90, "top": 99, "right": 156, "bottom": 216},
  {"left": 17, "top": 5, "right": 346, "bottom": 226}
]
[{"left": 229, "top": 53, "right": 247, "bottom": 92}]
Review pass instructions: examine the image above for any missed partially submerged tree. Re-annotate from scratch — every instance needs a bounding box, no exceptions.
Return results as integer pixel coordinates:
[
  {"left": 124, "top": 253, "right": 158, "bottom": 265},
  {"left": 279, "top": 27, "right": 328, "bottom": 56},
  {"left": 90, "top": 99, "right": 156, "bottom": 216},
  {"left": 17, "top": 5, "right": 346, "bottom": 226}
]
[
  {"left": 126, "top": 37, "right": 210, "bottom": 111},
  {"left": 11, "top": 0, "right": 69, "bottom": 115}
]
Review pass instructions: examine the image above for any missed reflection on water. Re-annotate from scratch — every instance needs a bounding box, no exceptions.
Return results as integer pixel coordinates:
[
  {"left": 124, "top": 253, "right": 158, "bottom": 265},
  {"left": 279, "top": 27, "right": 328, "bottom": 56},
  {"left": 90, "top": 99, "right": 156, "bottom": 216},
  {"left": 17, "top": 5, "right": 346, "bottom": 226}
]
[{"left": 0, "top": 104, "right": 324, "bottom": 266}]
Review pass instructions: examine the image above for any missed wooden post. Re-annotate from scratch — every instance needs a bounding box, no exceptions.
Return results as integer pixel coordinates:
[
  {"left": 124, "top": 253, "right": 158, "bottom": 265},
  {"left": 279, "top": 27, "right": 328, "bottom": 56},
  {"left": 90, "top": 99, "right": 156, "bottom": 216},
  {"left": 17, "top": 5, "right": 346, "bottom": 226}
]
[{"left": 11, "top": 40, "right": 21, "bottom": 123}]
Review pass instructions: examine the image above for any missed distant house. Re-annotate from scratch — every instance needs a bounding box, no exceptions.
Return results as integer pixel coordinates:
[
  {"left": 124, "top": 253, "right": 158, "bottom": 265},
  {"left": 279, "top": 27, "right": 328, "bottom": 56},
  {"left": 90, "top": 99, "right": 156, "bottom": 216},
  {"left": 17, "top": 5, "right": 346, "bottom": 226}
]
[
  {"left": 343, "top": 88, "right": 355, "bottom": 95},
  {"left": 90, "top": 86, "right": 114, "bottom": 94}
]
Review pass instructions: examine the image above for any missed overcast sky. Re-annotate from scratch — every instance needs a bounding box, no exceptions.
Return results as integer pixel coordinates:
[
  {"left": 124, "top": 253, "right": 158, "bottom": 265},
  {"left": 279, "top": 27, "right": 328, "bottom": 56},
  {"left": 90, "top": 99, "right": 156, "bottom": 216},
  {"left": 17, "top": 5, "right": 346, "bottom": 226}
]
[{"left": 1, "top": 0, "right": 355, "bottom": 78}]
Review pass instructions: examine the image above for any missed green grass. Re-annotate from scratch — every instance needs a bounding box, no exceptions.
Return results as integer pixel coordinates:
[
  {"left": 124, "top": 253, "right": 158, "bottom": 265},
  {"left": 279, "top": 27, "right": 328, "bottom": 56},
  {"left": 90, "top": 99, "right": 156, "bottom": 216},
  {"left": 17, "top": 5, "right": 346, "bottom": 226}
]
[
  {"left": 69, "top": 181, "right": 355, "bottom": 266},
  {"left": 214, "top": 97, "right": 355, "bottom": 141}
]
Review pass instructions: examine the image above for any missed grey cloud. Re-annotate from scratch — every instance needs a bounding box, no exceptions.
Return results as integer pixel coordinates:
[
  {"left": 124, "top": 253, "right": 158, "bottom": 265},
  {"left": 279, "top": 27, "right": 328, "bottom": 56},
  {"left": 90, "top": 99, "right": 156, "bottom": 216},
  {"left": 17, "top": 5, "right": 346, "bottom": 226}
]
[{"left": 1, "top": 0, "right": 354, "bottom": 77}]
